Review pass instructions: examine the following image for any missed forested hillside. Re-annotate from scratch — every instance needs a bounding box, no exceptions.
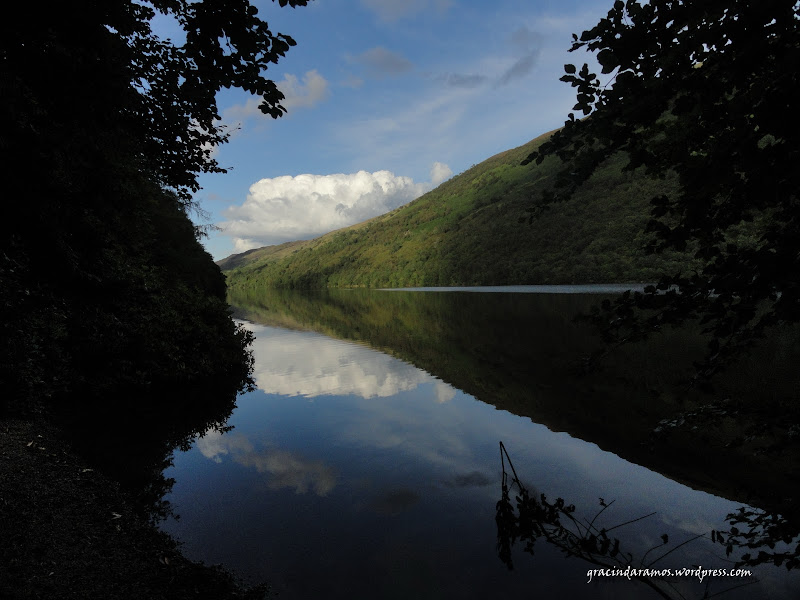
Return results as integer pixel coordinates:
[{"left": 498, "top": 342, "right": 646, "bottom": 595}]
[{"left": 220, "top": 129, "right": 695, "bottom": 290}]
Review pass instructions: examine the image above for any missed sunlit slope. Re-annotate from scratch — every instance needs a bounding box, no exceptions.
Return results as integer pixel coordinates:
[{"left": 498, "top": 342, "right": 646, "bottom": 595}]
[{"left": 220, "top": 129, "right": 690, "bottom": 289}]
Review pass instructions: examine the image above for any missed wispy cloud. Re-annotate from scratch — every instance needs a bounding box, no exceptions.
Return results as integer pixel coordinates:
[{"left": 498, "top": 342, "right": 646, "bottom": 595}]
[
  {"left": 333, "top": 83, "right": 479, "bottom": 173},
  {"left": 360, "top": 0, "right": 452, "bottom": 22},
  {"left": 497, "top": 26, "right": 543, "bottom": 86},
  {"left": 222, "top": 69, "right": 330, "bottom": 124},
  {"left": 325, "top": 19, "right": 579, "bottom": 190},
  {"left": 340, "top": 74, "right": 365, "bottom": 89},
  {"left": 349, "top": 46, "right": 413, "bottom": 77},
  {"left": 497, "top": 51, "right": 541, "bottom": 86},
  {"left": 278, "top": 69, "right": 330, "bottom": 110},
  {"left": 432, "top": 72, "right": 489, "bottom": 89},
  {"left": 427, "top": 26, "right": 544, "bottom": 90},
  {"left": 197, "top": 430, "right": 337, "bottom": 496},
  {"left": 222, "top": 97, "right": 263, "bottom": 123}
]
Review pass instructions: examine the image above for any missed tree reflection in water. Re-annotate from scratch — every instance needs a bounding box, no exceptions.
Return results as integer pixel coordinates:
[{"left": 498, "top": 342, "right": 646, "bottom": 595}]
[
  {"left": 495, "top": 442, "right": 767, "bottom": 599},
  {"left": 720, "top": 507, "right": 800, "bottom": 572}
]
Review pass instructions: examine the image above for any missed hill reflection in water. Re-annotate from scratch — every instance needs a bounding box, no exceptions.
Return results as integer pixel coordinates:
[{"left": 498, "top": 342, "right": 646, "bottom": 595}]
[{"left": 158, "top": 287, "right": 799, "bottom": 599}]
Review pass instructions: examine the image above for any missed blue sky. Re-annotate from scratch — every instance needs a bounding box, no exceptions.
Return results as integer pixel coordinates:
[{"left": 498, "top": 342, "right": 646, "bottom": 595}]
[{"left": 171, "top": 0, "right": 612, "bottom": 259}]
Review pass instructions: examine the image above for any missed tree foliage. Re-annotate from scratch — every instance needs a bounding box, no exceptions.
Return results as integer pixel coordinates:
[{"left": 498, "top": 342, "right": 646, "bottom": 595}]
[
  {"left": 0, "top": 1, "right": 308, "bottom": 420},
  {"left": 0, "top": 0, "right": 308, "bottom": 204},
  {"left": 123, "top": 0, "right": 309, "bottom": 202},
  {"left": 525, "top": 0, "right": 800, "bottom": 379}
]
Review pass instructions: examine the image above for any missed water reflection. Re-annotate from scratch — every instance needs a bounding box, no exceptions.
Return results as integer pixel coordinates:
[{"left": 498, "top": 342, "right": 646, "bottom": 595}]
[
  {"left": 197, "top": 429, "right": 337, "bottom": 496},
  {"left": 159, "top": 317, "right": 799, "bottom": 599},
  {"left": 228, "top": 287, "right": 800, "bottom": 521},
  {"left": 245, "top": 322, "right": 455, "bottom": 402},
  {"left": 496, "top": 442, "right": 763, "bottom": 600},
  {"left": 62, "top": 343, "right": 254, "bottom": 521}
]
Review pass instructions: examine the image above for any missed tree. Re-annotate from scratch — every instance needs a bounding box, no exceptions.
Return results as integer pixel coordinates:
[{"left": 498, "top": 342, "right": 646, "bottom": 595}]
[
  {"left": 0, "top": 1, "right": 310, "bottom": 416},
  {"left": 525, "top": 0, "right": 799, "bottom": 381},
  {"left": 123, "top": 0, "right": 312, "bottom": 205}
]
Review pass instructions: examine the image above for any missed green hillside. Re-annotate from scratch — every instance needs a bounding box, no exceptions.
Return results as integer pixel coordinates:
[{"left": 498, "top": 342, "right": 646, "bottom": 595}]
[{"left": 220, "top": 129, "right": 694, "bottom": 290}]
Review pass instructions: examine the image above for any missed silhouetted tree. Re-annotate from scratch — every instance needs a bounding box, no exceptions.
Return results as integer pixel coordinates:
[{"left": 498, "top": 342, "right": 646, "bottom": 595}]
[
  {"left": 525, "top": 0, "right": 799, "bottom": 380},
  {"left": 0, "top": 2, "right": 309, "bottom": 420}
]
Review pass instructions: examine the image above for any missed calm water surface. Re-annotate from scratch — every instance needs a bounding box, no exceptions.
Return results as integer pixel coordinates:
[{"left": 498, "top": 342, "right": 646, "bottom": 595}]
[
  {"left": 381, "top": 283, "right": 652, "bottom": 293},
  {"left": 159, "top": 288, "right": 799, "bottom": 599}
]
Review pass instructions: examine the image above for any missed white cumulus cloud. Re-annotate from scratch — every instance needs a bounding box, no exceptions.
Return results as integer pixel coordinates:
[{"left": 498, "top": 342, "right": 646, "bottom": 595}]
[
  {"left": 430, "top": 161, "right": 453, "bottom": 186},
  {"left": 221, "top": 164, "right": 451, "bottom": 252}
]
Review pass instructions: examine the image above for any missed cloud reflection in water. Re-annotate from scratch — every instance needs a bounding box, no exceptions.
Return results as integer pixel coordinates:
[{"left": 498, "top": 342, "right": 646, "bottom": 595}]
[
  {"left": 242, "top": 323, "right": 456, "bottom": 403},
  {"left": 197, "top": 430, "right": 337, "bottom": 496}
]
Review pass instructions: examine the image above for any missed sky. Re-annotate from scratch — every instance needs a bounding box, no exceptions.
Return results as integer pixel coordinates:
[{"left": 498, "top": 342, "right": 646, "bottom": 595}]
[{"left": 162, "top": 0, "right": 613, "bottom": 260}]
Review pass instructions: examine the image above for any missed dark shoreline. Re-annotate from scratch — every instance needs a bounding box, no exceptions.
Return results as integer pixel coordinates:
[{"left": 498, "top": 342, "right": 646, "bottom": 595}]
[{"left": 0, "top": 417, "right": 269, "bottom": 600}]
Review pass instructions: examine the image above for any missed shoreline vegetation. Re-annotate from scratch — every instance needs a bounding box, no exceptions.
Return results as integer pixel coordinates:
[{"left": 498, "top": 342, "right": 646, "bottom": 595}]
[
  {"left": 0, "top": 417, "right": 270, "bottom": 600},
  {"left": 3, "top": 3, "right": 311, "bottom": 595}
]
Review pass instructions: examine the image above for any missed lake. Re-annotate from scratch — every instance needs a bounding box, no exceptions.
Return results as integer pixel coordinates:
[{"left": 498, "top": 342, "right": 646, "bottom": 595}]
[{"left": 158, "top": 286, "right": 800, "bottom": 599}]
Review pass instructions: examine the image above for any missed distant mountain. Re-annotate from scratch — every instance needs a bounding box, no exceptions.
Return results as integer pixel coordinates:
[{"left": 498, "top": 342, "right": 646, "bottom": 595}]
[{"left": 220, "top": 128, "right": 693, "bottom": 290}]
